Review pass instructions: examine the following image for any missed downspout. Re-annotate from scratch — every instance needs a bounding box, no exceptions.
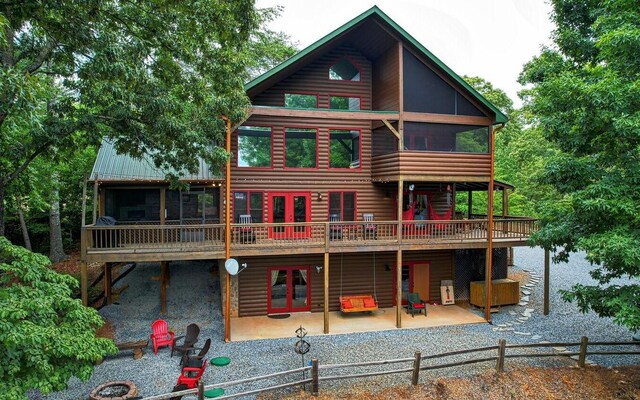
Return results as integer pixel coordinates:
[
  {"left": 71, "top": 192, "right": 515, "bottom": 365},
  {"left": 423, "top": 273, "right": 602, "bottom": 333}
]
[
  {"left": 221, "top": 116, "right": 232, "bottom": 342},
  {"left": 485, "top": 122, "right": 505, "bottom": 322}
]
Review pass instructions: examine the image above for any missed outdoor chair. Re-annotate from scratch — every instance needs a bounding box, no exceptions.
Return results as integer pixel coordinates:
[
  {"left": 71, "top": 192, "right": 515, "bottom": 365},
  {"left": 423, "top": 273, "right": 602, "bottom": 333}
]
[
  {"left": 181, "top": 338, "right": 211, "bottom": 367},
  {"left": 176, "top": 358, "right": 207, "bottom": 389},
  {"left": 362, "top": 213, "right": 377, "bottom": 240},
  {"left": 407, "top": 292, "right": 427, "bottom": 317},
  {"left": 171, "top": 323, "right": 200, "bottom": 359},
  {"left": 150, "top": 319, "right": 175, "bottom": 354},
  {"left": 329, "top": 214, "right": 343, "bottom": 240},
  {"left": 169, "top": 384, "right": 188, "bottom": 400},
  {"left": 238, "top": 214, "right": 255, "bottom": 243}
]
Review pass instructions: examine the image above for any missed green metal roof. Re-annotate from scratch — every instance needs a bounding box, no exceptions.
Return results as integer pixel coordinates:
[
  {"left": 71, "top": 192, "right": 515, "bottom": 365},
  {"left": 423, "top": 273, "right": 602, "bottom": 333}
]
[
  {"left": 245, "top": 6, "right": 508, "bottom": 124},
  {"left": 90, "top": 139, "right": 220, "bottom": 182}
]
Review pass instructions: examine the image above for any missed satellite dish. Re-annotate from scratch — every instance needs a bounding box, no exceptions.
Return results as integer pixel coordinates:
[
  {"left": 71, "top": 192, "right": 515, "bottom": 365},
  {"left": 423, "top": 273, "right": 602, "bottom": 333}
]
[
  {"left": 225, "top": 258, "right": 239, "bottom": 275},
  {"left": 409, "top": 184, "right": 415, "bottom": 191}
]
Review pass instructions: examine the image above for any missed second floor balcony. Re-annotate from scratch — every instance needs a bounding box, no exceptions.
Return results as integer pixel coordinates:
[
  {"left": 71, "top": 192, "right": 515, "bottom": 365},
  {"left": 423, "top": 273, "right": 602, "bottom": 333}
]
[{"left": 81, "top": 217, "right": 536, "bottom": 263}]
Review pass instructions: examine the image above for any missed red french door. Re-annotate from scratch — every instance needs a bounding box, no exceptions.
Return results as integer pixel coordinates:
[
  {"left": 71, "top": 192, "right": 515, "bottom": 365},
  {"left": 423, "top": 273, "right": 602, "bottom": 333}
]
[
  {"left": 267, "top": 266, "right": 311, "bottom": 313},
  {"left": 268, "top": 192, "right": 311, "bottom": 238}
]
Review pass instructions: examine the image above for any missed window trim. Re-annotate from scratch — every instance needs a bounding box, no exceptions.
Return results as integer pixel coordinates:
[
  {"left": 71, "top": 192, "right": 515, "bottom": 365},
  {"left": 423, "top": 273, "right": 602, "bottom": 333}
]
[
  {"left": 328, "top": 127, "right": 362, "bottom": 170},
  {"left": 327, "top": 56, "right": 363, "bottom": 83},
  {"left": 236, "top": 125, "right": 274, "bottom": 169},
  {"left": 328, "top": 94, "right": 363, "bottom": 111},
  {"left": 283, "top": 92, "right": 320, "bottom": 109},
  {"left": 327, "top": 191, "right": 357, "bottom": 222},
  {"left": 283, "top": 126, "right": 319, "bottom": 170},
  {"left": 232, "top": 190, "right": 265, "bottom": 223}
]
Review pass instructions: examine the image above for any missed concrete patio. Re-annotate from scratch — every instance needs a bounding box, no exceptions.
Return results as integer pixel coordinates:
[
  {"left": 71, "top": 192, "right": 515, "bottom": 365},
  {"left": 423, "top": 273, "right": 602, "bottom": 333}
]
[{"left": 230, "top": 304, "right": 486, "bottom": 341}]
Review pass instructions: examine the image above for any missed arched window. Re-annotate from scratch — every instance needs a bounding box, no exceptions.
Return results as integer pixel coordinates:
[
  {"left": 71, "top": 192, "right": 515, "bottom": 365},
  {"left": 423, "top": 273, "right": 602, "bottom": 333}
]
[{"left": 329, "top": 58, "right": 360, "bottom": 81}]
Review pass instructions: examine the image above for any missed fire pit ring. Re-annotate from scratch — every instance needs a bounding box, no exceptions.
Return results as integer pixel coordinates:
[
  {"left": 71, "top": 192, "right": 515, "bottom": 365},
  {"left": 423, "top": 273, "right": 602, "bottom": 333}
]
[{"left": 90, "top": 380, "right": 138, "bottom": 400}]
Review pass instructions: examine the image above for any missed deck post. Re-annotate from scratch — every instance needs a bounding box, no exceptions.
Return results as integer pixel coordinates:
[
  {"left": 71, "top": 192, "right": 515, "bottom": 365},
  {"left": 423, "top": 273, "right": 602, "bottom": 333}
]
[
  {"left": 92, "top": 176, "right": 99, "bottom": 224},
  {"left": 323, "top": 252, "right": 329, "bottom": 334},
  {"left": 467, "top": 190, "right": 473, "bottom": 219},
  {"left": 544, "top": 248, "right": 550, "bottom": 315},
  {"left": 485, "top": 125, "right": 498, "bottom": 322},
  {"left": 160, "top": 261, "right": 168, "bottom": 314},
  {"left": 223, "top": 116, "right": 232, "bottom": 343},
  {"left": 81, "top": 174, "right": 87, "bottom": 227},
  {"left": 396, "top": 179, "right": 403, "bottom": 329},
  {"left": 81, "top": 261, "right": 88, "bottom": 306}
]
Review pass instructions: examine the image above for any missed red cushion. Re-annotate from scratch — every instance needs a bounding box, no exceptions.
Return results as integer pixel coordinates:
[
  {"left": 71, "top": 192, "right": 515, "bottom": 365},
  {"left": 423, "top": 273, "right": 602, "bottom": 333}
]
[
  {"left": 342, "top": 300, "right": 353, "bottom": 309},
  {"left": 363, "top": 298, "right": 376, "bottom": 308},
  {"left": 413, "top": 303, "right": 425, "bottom": 308}
]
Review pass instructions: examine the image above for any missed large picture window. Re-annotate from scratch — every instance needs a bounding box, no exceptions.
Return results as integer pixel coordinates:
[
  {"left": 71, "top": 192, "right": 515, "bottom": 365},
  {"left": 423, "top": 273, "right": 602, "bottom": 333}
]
[
  {"left": 330, "top": 129, "right": 361, "bottom": 168},
  {"left": 329, "top": 96, "right": 361, "bottom": 110},
  {"left": 285, "top": 128, "right": 317, "bottom": 168},
  {"left": 233, "top": 191, "right": 263, "bottom": 223},
  {"left": 237, "top": 126, "right": 272, "bottom": 167},
  {"left": 285, "top": 93, "right": 318, "bottom": 109},
  {"left": 329, "top": 192, "right": 356, "bottom": 221}
]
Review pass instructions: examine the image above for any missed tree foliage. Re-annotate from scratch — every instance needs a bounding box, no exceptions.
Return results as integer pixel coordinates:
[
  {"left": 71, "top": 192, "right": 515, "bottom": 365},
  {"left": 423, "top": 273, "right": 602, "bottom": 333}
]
[
  {"left": 0, "top": 237, "right": 117, "bottom": 399},
  {"left": 519, "top": 0, "right": 640, "bottom": 331}
]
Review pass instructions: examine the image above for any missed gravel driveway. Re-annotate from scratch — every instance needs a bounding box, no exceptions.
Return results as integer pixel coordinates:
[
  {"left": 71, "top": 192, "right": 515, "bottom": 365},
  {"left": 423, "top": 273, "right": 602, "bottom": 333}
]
[{"left": 37, "top": 247, "right": 638, "bottom": 399}]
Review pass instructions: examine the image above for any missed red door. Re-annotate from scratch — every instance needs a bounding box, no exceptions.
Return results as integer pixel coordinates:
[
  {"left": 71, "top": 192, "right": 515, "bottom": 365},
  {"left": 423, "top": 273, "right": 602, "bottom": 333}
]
[
  {"left": 268, "top": 192, "right": 311, "bottom": 238},
  {"left": 392, "top": 261, "right": 430, "bottom": 305},
  {"left": 267, "top": 266, "right": 311, "bottom": 313}
]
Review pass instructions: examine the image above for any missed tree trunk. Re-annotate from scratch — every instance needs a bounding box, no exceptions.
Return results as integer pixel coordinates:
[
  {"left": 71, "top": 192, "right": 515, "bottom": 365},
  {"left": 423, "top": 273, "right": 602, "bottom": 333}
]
[
  {"left": 0, "top": 181, "right": 5, "bottom": 237},
  {"left": 16, "top": 195, "right": 32, "bottom": 251},
  {"left": 49, "top": 173, "right": 67, "bottom": 262}
]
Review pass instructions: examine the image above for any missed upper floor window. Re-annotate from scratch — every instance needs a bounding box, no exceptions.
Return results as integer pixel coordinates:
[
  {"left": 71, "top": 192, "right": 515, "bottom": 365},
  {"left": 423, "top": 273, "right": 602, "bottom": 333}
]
[
  {"left": 329, "top": 192, "right": 356, "bottom": 221},
  {"left": 330, "top": 129, "right": 361, "bottom": 168},
  {"left": 285, "top": 128, "right": 317, "bottom": 168},
  {"left": 285, "top": 93, "right": 318, "bottom": 109},
  {"left": 403, "top": 122, "right": 489, "bottom": 154},
  {"left": 233, "top": 191, "right": 263, "bottom": 223},
  {"left": 237, "top": 126, "right": 272, "bottom": 168},
  {"left": 329, "top": 58, "right": 360, "bottom": 81},
  {"left": 329, "top": 96, "right": 361, "bottom": 110}
]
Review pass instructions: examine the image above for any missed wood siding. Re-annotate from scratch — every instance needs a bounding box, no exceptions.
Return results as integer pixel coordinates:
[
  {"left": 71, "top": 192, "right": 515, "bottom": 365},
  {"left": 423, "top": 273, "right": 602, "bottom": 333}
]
[
  {"left": 237, "top": 250, "right": 453, "bottom": 316},
  {"left": 372, "top": 45, "right": 399, "bottom": 111},
  {"left": 371, "top": 152, "right": 491, "bottom": 182}
]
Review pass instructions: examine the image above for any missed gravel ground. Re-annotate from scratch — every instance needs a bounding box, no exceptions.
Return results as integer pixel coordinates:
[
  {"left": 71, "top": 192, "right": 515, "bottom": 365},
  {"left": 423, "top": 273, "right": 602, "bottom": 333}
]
[{"left": 37, "top": 247, "right": 638, "bottom": 400}]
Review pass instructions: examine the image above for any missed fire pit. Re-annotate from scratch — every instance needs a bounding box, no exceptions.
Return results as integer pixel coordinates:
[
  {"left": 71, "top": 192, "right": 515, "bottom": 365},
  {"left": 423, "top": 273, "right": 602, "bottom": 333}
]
[{"left": 90, "top": 380, "right": 138, "bottom": 400}]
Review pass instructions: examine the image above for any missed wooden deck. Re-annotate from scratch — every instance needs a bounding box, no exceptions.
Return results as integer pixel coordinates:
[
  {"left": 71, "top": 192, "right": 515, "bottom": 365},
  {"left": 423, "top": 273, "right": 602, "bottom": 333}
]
[{"left": 81, "top": 218, "right": 536, "bottom": 263}]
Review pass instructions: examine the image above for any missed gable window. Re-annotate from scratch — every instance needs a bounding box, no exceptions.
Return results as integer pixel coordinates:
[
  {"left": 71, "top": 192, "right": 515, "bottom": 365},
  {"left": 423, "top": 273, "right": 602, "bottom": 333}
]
[
  {"left": 329, "top": 58, "right": 360, "bottom": 81},
  {"left": 329, "top": 192, "right": 356, "bottom": 221},
  {"left": 330, "top": 129, "right": 361, "bottom": 168},
  {"left": 233, "top": 191, "right": 263, "bottom": 223},
  {"left": 237, "top": 126, "right": 272, "bottom": 167},
  {"left": 329, "top": 96, "right": 361, "bottom": 110},
  {"left": 285, "top": 93, "right": 318, "bottom": 109},
  {"left": 285, "top": 128, "right": 317, "bottom": 168}
]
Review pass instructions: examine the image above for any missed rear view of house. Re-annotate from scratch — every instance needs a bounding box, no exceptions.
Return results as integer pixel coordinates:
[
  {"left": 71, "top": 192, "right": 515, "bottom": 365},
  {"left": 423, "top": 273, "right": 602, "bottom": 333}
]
[{"left": 81, "top": 7, "right": 536, "bottom": 340}]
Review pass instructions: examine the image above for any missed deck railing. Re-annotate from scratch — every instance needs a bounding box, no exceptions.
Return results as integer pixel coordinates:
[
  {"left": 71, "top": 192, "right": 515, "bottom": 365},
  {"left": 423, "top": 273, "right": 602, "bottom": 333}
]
[{"left": 82, "top": 217, "right": 537, "bottom": 255}]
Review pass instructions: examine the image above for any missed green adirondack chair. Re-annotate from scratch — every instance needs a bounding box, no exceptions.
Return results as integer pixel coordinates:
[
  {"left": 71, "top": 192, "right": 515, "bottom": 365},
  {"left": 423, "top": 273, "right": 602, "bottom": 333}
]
[{"left": 407, "top": 292, "right": 427, "bottom": 317}]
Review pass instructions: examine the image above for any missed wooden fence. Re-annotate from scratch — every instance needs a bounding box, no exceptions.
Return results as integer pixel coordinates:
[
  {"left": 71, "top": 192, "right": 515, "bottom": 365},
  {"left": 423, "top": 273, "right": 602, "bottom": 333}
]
[{"left": 141, "top": 336, "right": 639, "bottom": 399}]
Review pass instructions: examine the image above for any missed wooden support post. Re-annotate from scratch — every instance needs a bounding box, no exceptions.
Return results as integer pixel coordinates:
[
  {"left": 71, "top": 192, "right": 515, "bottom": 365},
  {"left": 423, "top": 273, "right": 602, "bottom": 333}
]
[
  {"left": 81, "top": 261, "right": 88, "bottom": 306},
  {"left": 81, "top": 174, "right": 87, "bottom": 227},
  {"left": 223, "top": 116, "right": 232, "bottom": 343},
  {"left": 104, "top": 263, "right": 112, "bottom": 305},
  {"left": 323, "top": 252, "right": 329, "bottom": 334},
  {"left": 544, "top": 248, "right": 550, "bottom": 315},
  {"left": 485, "top": 125, "right": 497, "bottom": 322},
  {"left": 197, "top": 380, "right": 204, "bottom": 400},
  {"left": 411, "top": 351, "right": 421, "bottom": 385},
  {"left": 396, "top": 179, "right": 404, "bottom": 329},
  {"left": 160, "top": 261, "right": 168, "bottom": 314},
  {"left": 502, "top": 188, "right": 508, "bottom": 217},
  {"left": 311, "top": 358, "right": 319, "bottom": 396},
  {"left": 578, "top": 336, "right": 588, "bottom": 368},
  {"left": 496, "top": 339, "right": 506, "bottom": 373},
  {"left": 467, "top": 191, "right": 473, "bottom": 218},
  {"left": 92, "top": 178, "right": 99, "bottom": 224}
]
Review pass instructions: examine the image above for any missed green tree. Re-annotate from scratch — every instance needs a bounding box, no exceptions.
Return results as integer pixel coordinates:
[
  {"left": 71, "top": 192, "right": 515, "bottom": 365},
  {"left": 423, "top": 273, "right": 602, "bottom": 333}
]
[
  {"left": 519, "top": 0, "right": 640, "bottom": 332},
  {"left": 0, "top": 237, "right": 117, "bottom": 399},
  {"left": 0, "top": 0, "right": 266, "bottom": 236}
]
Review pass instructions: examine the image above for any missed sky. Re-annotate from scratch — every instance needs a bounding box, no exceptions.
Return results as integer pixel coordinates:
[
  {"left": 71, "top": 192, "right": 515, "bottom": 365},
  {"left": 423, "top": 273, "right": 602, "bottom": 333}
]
[{"left": 255, "top": 0, "right": 555, "bottom": 108}]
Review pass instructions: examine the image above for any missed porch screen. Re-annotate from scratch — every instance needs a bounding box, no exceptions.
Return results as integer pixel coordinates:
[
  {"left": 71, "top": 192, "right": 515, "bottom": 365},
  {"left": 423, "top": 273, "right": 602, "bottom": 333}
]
[
  {"left": 104, "top": 189, "right": 160, "bottom": 222},
  {"left": 403, "top": 122, "right": 489, "bottom": 153}
]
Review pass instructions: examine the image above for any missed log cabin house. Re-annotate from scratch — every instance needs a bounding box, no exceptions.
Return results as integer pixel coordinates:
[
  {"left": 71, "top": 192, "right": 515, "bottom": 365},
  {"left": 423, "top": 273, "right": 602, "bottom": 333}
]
[{"left": 80, "top": 7, "right": 537, "bottom": 340}]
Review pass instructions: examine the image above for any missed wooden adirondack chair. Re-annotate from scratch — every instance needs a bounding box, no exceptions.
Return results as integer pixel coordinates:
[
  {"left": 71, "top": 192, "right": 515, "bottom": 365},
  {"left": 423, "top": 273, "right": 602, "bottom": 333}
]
[
  {"left": 407, "top": 292, "right": 427, "bottom": 317},
  {"left": 150, "top": 319, "right": 175, "bottom": 354},
  {"left": 171, "top": 323, "right": 200, "bottom": 359},
  {"left": 329, "top": 214, "right": 343, "bottom": 240},
  {"left": 181, "top": 338, "right": 211, "bottom": 367},
  {"left": 362, "top": 213, "right": 377, "bottom": 240}
]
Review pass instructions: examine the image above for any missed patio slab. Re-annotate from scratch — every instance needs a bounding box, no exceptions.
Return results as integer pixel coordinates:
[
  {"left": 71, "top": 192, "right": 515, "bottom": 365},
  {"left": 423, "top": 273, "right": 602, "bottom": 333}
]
[{"left": 230, "top": 305, "right": 486, "bottom": 341}]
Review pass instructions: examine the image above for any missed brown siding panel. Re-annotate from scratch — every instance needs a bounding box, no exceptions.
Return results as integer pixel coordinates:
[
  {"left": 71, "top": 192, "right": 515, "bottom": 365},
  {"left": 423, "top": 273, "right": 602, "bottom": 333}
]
[
  {"left": 372, "top": 46, "right": 399, "bottom": 111},
  {"left": 371, "top": 152, "right": 491, "bottom": 181}
]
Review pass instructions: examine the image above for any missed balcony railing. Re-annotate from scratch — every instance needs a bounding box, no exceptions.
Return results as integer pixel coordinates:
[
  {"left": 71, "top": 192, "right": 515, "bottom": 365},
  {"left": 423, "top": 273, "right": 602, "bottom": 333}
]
[{"left": 82, "top": 218, "right": 536, "bottom": 259}]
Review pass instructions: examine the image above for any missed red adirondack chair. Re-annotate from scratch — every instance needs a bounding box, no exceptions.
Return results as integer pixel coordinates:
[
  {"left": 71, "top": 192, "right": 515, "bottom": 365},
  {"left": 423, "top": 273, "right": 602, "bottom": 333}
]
[
  {"left": 150, "top": 319, "right": 175, "bottom": 354},
  {"left": 176, "top": 358, "right": 207, "bottom": 389}
]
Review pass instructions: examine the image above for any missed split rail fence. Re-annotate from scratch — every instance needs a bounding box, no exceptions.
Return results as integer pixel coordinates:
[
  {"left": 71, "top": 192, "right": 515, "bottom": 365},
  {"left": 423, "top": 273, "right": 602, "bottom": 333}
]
[{"left": 142, "top": 336, "right": 639, "bottom": 400}]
